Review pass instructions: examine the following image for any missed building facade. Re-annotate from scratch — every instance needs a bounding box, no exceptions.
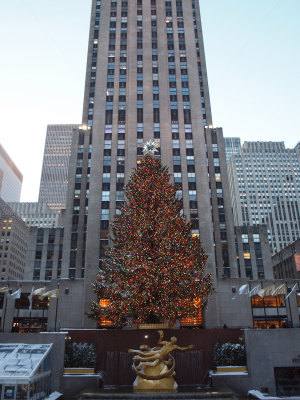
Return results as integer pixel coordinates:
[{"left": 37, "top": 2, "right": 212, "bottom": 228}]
[
  {"left": 38, "top": 125, "right": 79, "bottom": 212},
  {"left": 0, "top": 145, "right": 23, "bottom": 202},
  {"left": 235, "top": 225, "right": 273, "bottom": 280},
  {"left": 224, "top": 137, "right": 241, "bottom": 164},
  {"left": 273, "top": 238, "right": 300, "bottom": 279},
  {"left": 8, "top": 202, "right": 59, "bottom": 228},
  {"left": 60, "top": 0, "right": 238, "bottom": 327},
  {"left": 228, "top": 141, "right": 300, "bottom": 254},
  {"left": 0, "top": 199, "right": 28, "bottom": 281},
  {"left": 24, "top": 226, "right": 64, "bottom": 281}
]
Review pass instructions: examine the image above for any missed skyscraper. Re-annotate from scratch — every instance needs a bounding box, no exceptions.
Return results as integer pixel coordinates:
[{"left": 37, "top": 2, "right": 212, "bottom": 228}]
[
  {"left": 38, "top": 124, "right": 79, "bottom": 212},
  {"left": 228, "top": 141, "right": 300, "bottom": 254},
  {"left": 61, "top": 0, "right": 237, "bottom": 326},
  {"left": 0, "top": 145, "right": 23, "bottom": 202}
]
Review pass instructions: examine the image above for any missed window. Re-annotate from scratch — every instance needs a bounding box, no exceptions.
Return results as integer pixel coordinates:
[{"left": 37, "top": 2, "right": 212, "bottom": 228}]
[{"left": 251, "top": 295, "right": 285, "bottom": 308}]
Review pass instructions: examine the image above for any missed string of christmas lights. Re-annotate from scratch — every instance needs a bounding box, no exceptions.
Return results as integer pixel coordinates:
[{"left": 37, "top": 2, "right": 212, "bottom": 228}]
[{"left": 88, "top": 153, "right": 214, "bottom": 326}]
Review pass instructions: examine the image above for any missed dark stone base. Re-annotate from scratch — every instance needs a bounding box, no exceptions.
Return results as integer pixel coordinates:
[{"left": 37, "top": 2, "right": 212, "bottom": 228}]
[{"left": 79, "top": 385, "right": 236, "bottom": 400}]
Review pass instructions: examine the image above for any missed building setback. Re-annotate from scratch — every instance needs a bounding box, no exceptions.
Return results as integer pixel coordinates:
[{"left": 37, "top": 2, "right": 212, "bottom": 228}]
[
  {"left": 0, "top": 145, "right": 23, "bottom": 203},
  {"left": 38, "top": 125, "right": 79, "bottom": 212},
  {"left": 8, "top": 202, "right": 59, "bottom": 228},
  {"left": 273, "top": 238, "right": 300, "bottom": 279},
  {"left": 60, "top": 0, "right": 237, "bottom": 327},
  {"left": 0, "top": 199, "right": 28, "bottom": 280},
  {"left": 228, "top": 141, "right": 300, "bottom": 254}
]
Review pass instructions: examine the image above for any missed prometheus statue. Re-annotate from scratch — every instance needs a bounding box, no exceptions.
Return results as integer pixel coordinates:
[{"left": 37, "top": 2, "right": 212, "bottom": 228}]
[{"left": 128, "top": 330, "right": 194, "bottom": 392}]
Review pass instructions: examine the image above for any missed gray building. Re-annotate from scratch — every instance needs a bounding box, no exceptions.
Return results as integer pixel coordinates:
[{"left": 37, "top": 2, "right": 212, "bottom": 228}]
[
  {"left": 24, "top": 226, "right": 64, "bottom": 281},
  {"left": 224, "top": 137, "right": 241, "bottom": 163},
  {"left": 60, "top": 0, "right": 237, "bottom": 327},
  {"left": 235, "top": 225, "right": 273, "bottom": 280},
  {"left": 273, "top": 238, "right": 300, "bottom": 279},
  {"left": 0, "top": 144, "right": 23, "bottom": 202},
  {"left": 228, "top": 141, "right": 300, "bottom": 254},
  {"left": 38, "top": 124, "right": 79, "bottom": 212},
  {"left": 0, "top": 199, "right": 28, "bottom": 281},
  {"left": 8, "top": 202, "right": 59, "bottom": 228}
]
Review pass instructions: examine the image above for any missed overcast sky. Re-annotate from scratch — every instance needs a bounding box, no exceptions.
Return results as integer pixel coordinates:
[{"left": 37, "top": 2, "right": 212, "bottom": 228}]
[{"left": 0, "top": 0, "right": 299, "bottom": 202}]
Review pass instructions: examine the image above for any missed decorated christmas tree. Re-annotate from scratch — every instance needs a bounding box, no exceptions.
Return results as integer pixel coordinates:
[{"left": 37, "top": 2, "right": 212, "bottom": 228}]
[{"left": 88, "top": 140, "right": 213, "bottom": 326}]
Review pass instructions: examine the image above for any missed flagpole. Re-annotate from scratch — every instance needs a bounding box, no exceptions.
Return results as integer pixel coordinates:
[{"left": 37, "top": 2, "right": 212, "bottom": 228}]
[
  {"left": 54, "top": 283, "right": 60, "bottom": 332},
  {"left": 249, "top": 282, "right": 255, "bottom": 328},
  {"left": 285, "top": 281, "right": 294, "bottom": 327},
  {"left": 2, "top": 292, "right": 9, "bottom": 332}
]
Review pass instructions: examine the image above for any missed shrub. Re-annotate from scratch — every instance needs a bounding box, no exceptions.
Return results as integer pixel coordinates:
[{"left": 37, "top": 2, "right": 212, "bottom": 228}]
[
  {"left": 64, "top": 342, "right": 97, "bottom": 368},
  {"left": 213, "top": 342, "right": 246, "bottom": 366}
]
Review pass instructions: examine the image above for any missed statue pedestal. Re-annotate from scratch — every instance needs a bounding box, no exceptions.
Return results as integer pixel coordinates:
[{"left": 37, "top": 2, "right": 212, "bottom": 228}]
[{"left": 133, "top": 364, "right": 178, "bottom": 393}]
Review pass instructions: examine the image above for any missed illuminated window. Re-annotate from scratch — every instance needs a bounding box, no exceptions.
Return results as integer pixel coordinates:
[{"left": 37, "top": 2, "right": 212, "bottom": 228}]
[
  {"left": 243, "top": 252, "right": 251, "bottom": 259},
  {"left": 296, "top": 292, "right": 300, "bottom": 307},
  {"left": 253, "top": 319, "right": 286, "bottom": 329},
  {"left": 98, "top": 299, "right": 113, "bottom": 326},
  {"left": 251, "top": 295, "right": 285, "bottom": 308}
]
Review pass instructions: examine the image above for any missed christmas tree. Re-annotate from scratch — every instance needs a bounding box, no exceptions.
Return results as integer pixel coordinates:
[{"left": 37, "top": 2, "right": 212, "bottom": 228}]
[{"left": 88, "top": 140, "right": 213, "bottom": 326}]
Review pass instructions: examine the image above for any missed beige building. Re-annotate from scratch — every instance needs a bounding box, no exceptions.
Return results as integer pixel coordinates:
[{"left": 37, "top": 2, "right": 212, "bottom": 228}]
[
  {"left": 228, "top": 141, "right": 300, "bottom": 254},
  {"left": 0, "top": 199, "right": 28, "bottom": 281}
]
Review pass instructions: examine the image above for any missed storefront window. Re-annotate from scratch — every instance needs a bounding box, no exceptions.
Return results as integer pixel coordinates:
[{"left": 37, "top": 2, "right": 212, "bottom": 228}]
[
  {"left": 296, "top": 291, "right": 300, "bottom": 307},
  {"left": 253, "top": 319, "right": 286, "bottom": 329},
  {"left": 275, "top": 367, "right": 300, "bottom": 396},
  {"left": 17, "top": 384, "right": 28, "bottom": 400},
  {"left": 15, "top": 294, "right": 49, "bottom": 310},
  {"left": 4, "top": 386, "right": 15, "bottom": 400},
  {"left": 0, "top": 293, "right": 4, "bottom": 309},
  {"left": 12, "top": 318, "right": 47, "bottom": 333},
  {"left": 251, "top": 295, "right": 285, "bottom": 308}
]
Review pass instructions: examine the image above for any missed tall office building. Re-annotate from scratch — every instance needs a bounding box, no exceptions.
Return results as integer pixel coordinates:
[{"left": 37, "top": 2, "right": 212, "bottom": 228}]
[
  {"left": 0, "top": 199, "right": 28, "bottom": 280},
  {"left": 61, "top": 0, "right": 237, "bottom": 326},
  {"left": 38, "top": 125, "right": 79, "bottom": 212},
  {"left": 224, "top": 137, "right": 241, "bottom": 163},
  {"left": 0, "top": 145, "right": 23, "bottom": 202},
  {"left": 228, "top": 141, "right": 300, "bottom": 254}
]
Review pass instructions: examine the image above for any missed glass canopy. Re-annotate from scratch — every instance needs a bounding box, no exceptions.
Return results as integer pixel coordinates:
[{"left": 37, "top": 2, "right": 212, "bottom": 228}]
[{"left": 0, "top": 344, "right": 52, "bottom": 400}]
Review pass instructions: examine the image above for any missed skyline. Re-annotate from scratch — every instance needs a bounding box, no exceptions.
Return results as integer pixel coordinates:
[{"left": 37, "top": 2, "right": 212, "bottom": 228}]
[{"left": 0, "top": 0, "right": 299, "bottom": 202}]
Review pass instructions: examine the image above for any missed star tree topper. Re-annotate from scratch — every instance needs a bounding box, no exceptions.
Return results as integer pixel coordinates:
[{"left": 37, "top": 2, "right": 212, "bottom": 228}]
[{"left": 143, "top": 139, "right": 159, "bottom": 156}]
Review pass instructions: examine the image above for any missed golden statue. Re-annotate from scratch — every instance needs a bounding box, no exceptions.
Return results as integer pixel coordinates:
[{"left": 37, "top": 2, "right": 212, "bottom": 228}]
[{"left": 128, "top": 330, "right": 194, "bottom": 392}]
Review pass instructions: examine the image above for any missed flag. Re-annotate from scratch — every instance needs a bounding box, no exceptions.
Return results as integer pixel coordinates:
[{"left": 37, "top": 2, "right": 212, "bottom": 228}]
[
  {"left": 248, "top": 284, "right": 261, "bottom": 297},
  {"left": 271, "top": 284, "right": 287, "bottom": 296},
  {"left": 285, "top": 284, "right": 297, "bottom": 300},
  {"left": 41, "top": 289, "right": 59, "bottom": 299},
  {"left": 238, "top": 284, "right": 249, "bottom": 295},
  {"left": 28, "top": 286, "right": 34, "bottom": 310},
  {"left": 10, "top": 289, "right": 21, "bottom": 299},
  {"left": 0, "top": 287, "right": 9, "bottom": 293},
  {"left": 258, "top": 285, "right": 276, "bottom": 298},
  {"left": 232, "top": 284, "right": 249, "bottom": 300},
  {"left": 33, "top": 287, "right": 46, "bottom": 296}
]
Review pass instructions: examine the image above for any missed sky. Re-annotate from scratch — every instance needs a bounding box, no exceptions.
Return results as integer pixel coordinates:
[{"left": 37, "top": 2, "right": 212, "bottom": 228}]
[{"left": 0, "top": 0, "right": 299, "bottom": 202}]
